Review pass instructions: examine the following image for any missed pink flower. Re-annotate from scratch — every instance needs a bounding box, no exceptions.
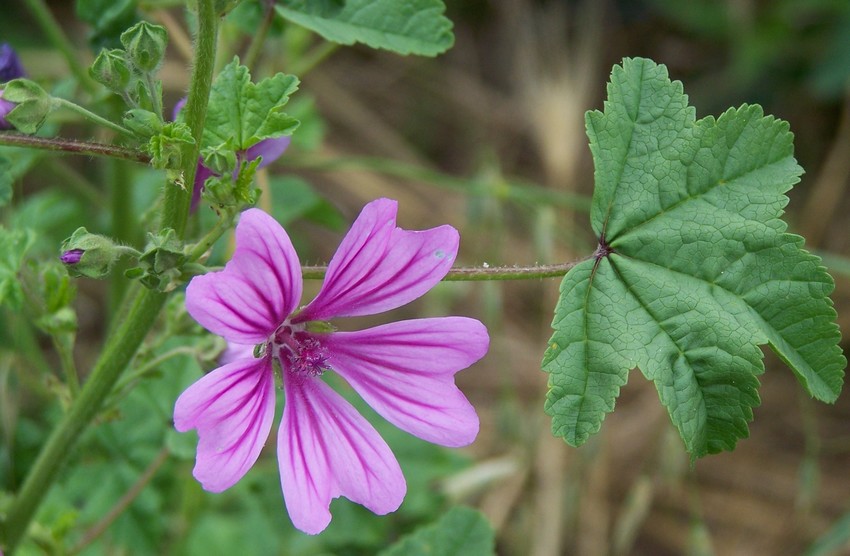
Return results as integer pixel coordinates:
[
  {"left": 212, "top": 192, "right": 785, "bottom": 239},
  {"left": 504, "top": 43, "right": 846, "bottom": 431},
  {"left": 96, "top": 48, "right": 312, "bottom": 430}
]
[{"left": 174, "top": 199, "right": 488, "bottom": 534}]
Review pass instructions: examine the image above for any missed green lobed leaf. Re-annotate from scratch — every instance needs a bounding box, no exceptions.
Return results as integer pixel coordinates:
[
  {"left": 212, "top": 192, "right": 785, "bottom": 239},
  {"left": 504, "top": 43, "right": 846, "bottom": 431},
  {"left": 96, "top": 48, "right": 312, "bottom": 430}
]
[
  {"left": 275, "top": 0, "right": 454, "bottom": 56},
  {"left": 542, "top": 57, "right": 845, "bottom": 459},
  {"left": 203, "top": 57, "right": 300, "bottom": 151},
  {"left": 378, "top": 506, "right": 495, "bottom": 556}
]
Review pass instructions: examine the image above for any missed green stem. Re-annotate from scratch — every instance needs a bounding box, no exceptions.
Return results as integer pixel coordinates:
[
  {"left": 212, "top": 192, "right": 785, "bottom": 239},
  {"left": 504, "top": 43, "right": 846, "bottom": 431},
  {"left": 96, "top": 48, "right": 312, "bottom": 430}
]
[
  {"left": 186, "top": 212, "right": 234, "bottom": 262},
  {"left": 0, "top": 134, "right": 150, "bottom": 164},
  {"left": 300, "top": 261, "right": 585, "bottom": 281},
  {"left": 162, "top": 0, "right": 218, "bottom": 237},
  {"left": 0, "top": 3, "right": 219, "bottom": 551},
  {"left": 109, "top": 159, "right": 134, "bottom": 315},
  {"left": 51, "top": 334, "right": 79, "bottom": 398},
  {"left": 242, "top": 0, "right": 276, "bottom": 70},
  {"left": 21, "top": 0, "right": 97, "bottom": 94},
  {"left": 144, "top": 73, "right": 164, "bottom": 121},
  {"left": 53, "top": 98, "right": 135, "bottom": 138},
  {"left": 291, "top": 41, "right": 339, "bottom": 76}
]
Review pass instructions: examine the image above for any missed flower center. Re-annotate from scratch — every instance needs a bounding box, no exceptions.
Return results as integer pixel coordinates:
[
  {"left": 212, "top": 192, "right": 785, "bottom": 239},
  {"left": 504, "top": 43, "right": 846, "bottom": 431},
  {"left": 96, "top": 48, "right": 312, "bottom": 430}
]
[{"left": 273, "top": 323, "right": 329, "bottom": 377}]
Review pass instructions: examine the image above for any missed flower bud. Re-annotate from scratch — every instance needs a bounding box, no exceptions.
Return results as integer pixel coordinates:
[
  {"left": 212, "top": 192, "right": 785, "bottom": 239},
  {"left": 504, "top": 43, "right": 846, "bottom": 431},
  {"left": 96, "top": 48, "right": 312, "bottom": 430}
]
[
  {"left": 89, "top": 49, "right": 132, "bottom": 94},
  {"left": 0, "top": 78, "right": 53, "bottom": 134},
  {"left": 123, "top": 108, "right": 163, "bottom": 138},
  {"left": 60, "top": 228, "right": 122, "bottom": 279},
  {"left": 0, "top": 43, "right": 26, "bottom": 82},
  {"left": 201, "top": 141, "right": 238, "bottom": 175},
  {"left": 120, "top": 22, "right": 168, "bottom": 74},
  {"left": 60, "top": 249, "right": 84, "bottom": 265}
]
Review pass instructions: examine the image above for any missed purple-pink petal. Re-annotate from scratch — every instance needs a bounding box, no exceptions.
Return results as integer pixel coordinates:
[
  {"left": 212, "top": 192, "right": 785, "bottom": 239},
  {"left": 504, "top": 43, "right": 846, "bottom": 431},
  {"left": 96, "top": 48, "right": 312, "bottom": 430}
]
[
  {"left": 174, "top": 356, "right": 276, "bottom": 492},
  {"left": 296, "top": 198, "right": 459, "bottom": 322},
  {"left": 0, "top": 92, "right": 15, "bottom": 130},
  {"left": 325, "top": 317, "right": 487, "bottom": 447},
  {"left": 190, "top": 161, "right": 214, "bottom": 211},
  {"left": 186, "top": 208, "right": 303, "bottom": 344},
  {"left": 220, "top": 342, "right": 255, "bottom": 365},
  {"left": 278, "top": 375, "right": 406, "bottom": 534},
  {"left": 245, "top": 136, "right": 291, "bottom": 169}
]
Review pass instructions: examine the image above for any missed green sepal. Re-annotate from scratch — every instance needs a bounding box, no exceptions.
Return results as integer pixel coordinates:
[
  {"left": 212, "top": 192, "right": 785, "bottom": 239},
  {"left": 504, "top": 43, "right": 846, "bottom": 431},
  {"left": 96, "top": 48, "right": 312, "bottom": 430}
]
[
  {"left": 125, "top": 228, "right": 187, "bottom": 292},
  {"left": 148, "top": 122, "right": 195, "bottom": 170},
  {"left": 201, "top": 138, "right": 238, "bottom": 175},
  {"left": 123, "top": 108, "right": 163, "bottom": 138},
  {"left": 89, "top": 48, "right": 133, "bottom": 93},
  {"left": 202, "top": 157, "right": 261, "bottom": 212},
  {"left": 120, "top": 21, "right": 168, "bottom": 74},
  {"left": 2, "top": 79, "right": 53, "bottom": 134}
]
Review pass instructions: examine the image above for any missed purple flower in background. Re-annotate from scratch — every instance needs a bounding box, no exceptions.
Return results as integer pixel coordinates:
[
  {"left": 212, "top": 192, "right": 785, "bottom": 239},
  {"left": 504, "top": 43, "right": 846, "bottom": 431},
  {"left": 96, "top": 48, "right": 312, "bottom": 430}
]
[
  {"left": 60, "top": 249, "right": 84, "bottom": 265},
  {"left": 0, "top": 44, "right": 26, "bottom": 83},
  {"left": 174, "top": 199, "right": 488, "bottom": 534},
  {"left": 172, "top": 98, "right": 291, "bottom": 210},
  {"left": 0, "top": 43, "right": 25, "bottom": 130}
]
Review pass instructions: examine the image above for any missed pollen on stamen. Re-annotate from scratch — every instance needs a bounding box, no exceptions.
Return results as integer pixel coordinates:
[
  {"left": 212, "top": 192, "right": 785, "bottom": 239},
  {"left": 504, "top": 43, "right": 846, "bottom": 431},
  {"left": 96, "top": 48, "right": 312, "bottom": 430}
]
[{"left": 287, "top": 337, "right": 330, "bottom": 377}]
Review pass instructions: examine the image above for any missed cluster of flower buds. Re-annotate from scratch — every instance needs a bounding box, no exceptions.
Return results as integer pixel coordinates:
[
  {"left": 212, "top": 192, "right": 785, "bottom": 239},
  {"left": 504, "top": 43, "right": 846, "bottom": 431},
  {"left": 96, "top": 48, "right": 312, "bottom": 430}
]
[{"left": 89, "top": 21, "right": 168, "bottom": 112}]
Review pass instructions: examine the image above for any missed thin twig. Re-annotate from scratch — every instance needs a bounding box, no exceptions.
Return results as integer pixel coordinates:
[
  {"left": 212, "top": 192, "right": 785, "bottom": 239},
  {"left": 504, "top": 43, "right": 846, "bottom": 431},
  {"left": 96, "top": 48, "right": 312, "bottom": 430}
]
[
  {"left": 0, "top": 134, "right": 151, "bottom": 164},
  {"left": 301, "top": 261, "right": 584, "bottom": 282}
]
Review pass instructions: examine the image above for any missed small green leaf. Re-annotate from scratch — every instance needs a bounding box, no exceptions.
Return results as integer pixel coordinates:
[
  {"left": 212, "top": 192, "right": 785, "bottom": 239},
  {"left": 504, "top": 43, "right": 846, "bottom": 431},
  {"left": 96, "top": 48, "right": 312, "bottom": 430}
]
[
  {"left": 203, "top": 57, "right": 299, "bottom": 150},
  {"left": 275, "top": 0, "right": 454, "bottom": 56},
  {"left": 148, "top": 122, "right": 195, "bottom": 169},
  {"left": 0, "top": 226, "right": 35, "bottom": 308},
  {"left": 378, "top": 506, "right": 495, "bottom": 556},
  {"left": 543, "top": 57, "right": 845, "bottom": 459}
]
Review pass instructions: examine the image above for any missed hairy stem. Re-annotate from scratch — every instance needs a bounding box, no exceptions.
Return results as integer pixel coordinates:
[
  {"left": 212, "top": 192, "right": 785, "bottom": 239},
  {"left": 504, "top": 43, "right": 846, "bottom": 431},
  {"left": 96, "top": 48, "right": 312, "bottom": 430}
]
[
  {"left": 0, "top": 134, "right": 150, "bottom": 164},
  {"left": 161, "top": 0, "right": 218, "bottom": 237},
  {"left": 300, "top": 261, "right": 584, "bottom": 281},
  {"left": 0, "top": 2, "right": 219, "bottom": 551},
  {"left": 186, "top": 212, "right": 235, "bottom": 263},
  {"left": 52, "top": 334, "right": 79, "bottom": 398},
  {"left": 53, "top": 98, "right": 135, "bottom": 137}
]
